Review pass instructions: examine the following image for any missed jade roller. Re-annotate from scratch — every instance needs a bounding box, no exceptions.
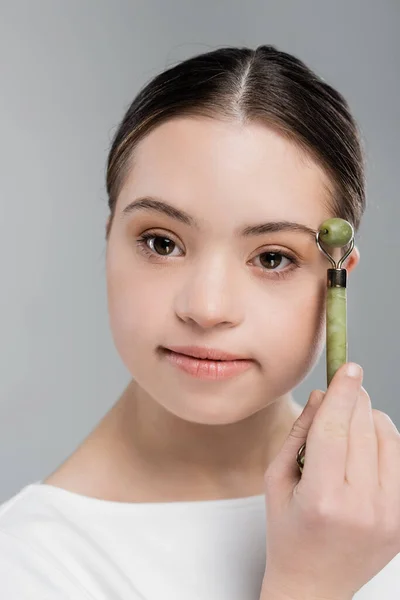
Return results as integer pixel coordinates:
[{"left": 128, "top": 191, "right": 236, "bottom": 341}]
[{"left": 296, "top": 218, "right": 355, "bottom": 475}]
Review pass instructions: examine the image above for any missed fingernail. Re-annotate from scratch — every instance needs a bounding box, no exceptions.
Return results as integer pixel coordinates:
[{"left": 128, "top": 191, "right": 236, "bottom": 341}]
[{"left": 346, "top": 363, "right": 363, "bottom": 378}]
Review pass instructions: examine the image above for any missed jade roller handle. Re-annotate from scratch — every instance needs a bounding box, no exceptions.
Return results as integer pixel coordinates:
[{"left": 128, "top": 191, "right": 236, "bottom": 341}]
[
  {"left": 296, "top": 218, "right": 354, "bottom": 475},
  {"left": 326, "top": 283, "right": 347, "bottom": 386}
]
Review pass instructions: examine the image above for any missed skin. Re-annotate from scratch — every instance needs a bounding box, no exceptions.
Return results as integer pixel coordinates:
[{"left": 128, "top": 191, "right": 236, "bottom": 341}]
[{"left": 44, "top": 116, "right": 360, "bottom": 502}]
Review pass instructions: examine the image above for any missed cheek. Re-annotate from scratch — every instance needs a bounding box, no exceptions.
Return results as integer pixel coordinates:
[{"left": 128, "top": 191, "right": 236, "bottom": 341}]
[
  {"left": 284, "top": 280, "right": 327, "bottom": 374},
  {"left": 294, "top": 287, "right": 326, "bottom": 355},
  {"left": 251, "top": 280, "right": 326, "bottom": 385},
  {"left": 106, "top": 254, "right": 171, "bottom": 368},
  {"left": 253, "top": 278, "right": 326, "bottom": 339}
]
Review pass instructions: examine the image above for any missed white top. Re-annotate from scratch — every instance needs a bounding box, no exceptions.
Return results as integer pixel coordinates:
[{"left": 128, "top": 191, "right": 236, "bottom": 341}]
[{"left": 0, "top": 481, "right": 399, "bottom": 599}]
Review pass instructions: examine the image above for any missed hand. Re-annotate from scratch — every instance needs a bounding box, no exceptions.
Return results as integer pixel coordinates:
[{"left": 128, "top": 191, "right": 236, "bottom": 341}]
[{"left": 260, "top": 362, "right": 400, "bottom": 600}]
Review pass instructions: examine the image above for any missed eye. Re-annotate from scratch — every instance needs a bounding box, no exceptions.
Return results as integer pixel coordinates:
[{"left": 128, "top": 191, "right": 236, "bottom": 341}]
[
  {"left": 253, "top": 251, "right": 292, "bottom": 271},
  {"left": 135, "top": 232, "right": 300, "bottom": 280},
  {"left": 136, "top": 233, "right": 182, "bottom": 258},
  {"left": 250, "top": 249, "right": 300, "bottom": 280}
]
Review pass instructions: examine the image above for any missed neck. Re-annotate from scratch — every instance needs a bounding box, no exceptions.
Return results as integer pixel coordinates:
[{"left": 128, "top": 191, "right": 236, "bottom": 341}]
[{"left": 100, "top": 379, "right": 302, "bottom": 500}]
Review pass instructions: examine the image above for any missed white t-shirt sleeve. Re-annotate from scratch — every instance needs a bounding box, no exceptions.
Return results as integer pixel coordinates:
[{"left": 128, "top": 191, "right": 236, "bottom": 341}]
[{"left": 0, "top": 529, "right": 94, "bottom": 600}]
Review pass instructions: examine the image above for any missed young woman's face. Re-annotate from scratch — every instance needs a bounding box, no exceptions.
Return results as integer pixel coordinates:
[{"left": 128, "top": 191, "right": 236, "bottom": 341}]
[{"left": 106, "top": 117, "right": 359, "bottom": 424}]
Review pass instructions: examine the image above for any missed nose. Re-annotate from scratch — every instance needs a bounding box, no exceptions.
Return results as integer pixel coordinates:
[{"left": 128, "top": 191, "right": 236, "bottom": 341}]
[{"left": 174, "top": 254, "right": 244, "bottom": 330}]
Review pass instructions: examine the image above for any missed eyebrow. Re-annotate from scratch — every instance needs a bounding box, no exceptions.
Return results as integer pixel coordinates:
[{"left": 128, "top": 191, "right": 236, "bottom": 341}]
[{"left": 121, "top": 196, "right": 318, "bottom": 240}]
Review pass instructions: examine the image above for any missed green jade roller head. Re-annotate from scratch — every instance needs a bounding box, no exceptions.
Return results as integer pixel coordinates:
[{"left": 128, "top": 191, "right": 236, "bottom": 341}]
[{"left": 296, "top": 218, "right": 355, "bottom": 475}]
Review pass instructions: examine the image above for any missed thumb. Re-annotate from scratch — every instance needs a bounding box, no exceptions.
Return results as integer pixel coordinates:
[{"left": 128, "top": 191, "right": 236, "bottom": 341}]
[{"left": 265, "top": 389, "right": 325, "bottom": 490}]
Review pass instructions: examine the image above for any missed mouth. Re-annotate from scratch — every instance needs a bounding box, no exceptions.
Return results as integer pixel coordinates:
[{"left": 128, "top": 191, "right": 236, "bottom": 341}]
[
  {"left": 162, "top": 345, "right": 250, "bottom": 361},
  {"left": 160, "top": 346, "right": 254, "bottom": 380}
]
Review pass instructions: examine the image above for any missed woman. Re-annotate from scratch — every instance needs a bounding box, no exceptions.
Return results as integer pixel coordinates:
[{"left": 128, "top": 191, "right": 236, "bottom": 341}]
[{"left": 1, "top": 44, "right": 399, "bottom": 599}]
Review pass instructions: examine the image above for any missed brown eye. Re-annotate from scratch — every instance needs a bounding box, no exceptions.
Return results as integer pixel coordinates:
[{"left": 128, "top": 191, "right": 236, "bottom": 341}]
[
  {"left": 149, "top": 235, "right": 177, "bottom": 256},
  {"left": 259, "top": 252, "right": 283, "bottom": 269}
]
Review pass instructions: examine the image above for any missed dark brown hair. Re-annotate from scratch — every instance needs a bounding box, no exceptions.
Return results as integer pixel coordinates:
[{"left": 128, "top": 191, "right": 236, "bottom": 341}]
[{"left": 105, "top": 44, "right": 365, "bottom": 239}]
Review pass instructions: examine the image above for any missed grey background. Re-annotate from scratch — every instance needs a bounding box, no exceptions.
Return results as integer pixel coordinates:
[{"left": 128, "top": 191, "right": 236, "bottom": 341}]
[{"left": 0, "top": 0, "right": 398, "bottom": 503}]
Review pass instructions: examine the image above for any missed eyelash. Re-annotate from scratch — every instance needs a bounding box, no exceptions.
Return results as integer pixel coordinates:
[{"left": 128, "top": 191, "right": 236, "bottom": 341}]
[{"left": 135, "top": 231, "right": 300, "bottom": 281}]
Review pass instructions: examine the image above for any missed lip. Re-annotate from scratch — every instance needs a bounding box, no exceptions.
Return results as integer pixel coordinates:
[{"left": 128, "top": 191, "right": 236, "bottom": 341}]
[
  {"left": 164, "top": 345, "right": 249, "bottom": 361},
  {"left": 161, "top": 346, "right": 254, "bottom": 381}
]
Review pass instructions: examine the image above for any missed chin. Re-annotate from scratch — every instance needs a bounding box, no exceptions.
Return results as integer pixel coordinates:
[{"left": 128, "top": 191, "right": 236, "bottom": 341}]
[{"left": 156, "top": 388, "right": 271, "bottom": 426}]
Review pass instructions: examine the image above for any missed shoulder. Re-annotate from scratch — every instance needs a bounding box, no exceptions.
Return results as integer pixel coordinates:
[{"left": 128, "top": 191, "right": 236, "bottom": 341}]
[
  {"left": 0, "top": 484, "right": 93, "bottom": 599},
  {"left": 0, "top": 529, "right": 94, "bottom": 599}
]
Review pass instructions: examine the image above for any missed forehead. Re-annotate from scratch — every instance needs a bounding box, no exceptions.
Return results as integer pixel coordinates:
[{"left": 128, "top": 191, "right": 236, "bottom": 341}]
[{"left": 118, "top": 116, "right": 334, "bottom": 231}]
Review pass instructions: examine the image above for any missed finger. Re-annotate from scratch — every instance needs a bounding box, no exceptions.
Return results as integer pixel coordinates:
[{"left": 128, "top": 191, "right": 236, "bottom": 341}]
[
  {"left": 373, "top": 409, "right": 400, "bottom": 494},
  {"left": 346, "top": 386, "right": 379, "bottom": 488},
  {"left": 264, "top": 389, "right": 325, "bottom": 494},
  {"left": 302, "top": 362, "right": 363, "bottom": 490}
]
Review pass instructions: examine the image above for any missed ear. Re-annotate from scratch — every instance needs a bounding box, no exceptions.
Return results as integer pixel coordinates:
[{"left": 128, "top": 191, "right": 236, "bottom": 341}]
[{"left": 344, "top": 244, "right": 360, "bottom": 273}]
